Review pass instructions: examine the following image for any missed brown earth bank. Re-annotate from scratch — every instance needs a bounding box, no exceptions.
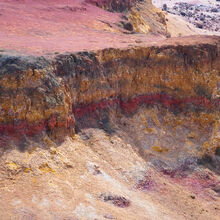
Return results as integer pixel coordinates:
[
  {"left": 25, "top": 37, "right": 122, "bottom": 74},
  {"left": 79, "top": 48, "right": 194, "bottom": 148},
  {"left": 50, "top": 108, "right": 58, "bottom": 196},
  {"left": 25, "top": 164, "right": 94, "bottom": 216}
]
[
  {"left": 0, "top": 0, "right": 220, "bottom": 219},
  {"left": 0, "top": 35, "right": 219, "bottom": 148}
]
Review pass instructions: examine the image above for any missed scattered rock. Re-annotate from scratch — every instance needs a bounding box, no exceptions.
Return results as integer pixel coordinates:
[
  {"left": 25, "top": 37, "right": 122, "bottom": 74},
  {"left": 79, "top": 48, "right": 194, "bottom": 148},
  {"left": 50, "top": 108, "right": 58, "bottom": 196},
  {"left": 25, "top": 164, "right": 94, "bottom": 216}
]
[
  {"left": 137, "top": 174, "right": 156, "bottom": 191},
  {"left": 100, "top": 193, "right": 131, "bottom": 208},
  {"left": 212, "top": 185, "right": 220, "bottom": 194},
  {"left": 162, "top": 4, "right": 167, "bottom": 11},
  {"left": 104, "top": 214, "right": 115, "bottom": 219},
  {"left": 196, "top": 22, "right": 203, "bottom": 29},
  {"left": 79, "top": 131, "right": 92, "bottom": 140},
  {"left": 121, "top": 21, "right": 134, "bottom": 31},
  {"left": 211, "top": 8, "right": 218, "bottom": 12},
  {"left": 180, "top": 12, "right": 186, "bottom": 16}
]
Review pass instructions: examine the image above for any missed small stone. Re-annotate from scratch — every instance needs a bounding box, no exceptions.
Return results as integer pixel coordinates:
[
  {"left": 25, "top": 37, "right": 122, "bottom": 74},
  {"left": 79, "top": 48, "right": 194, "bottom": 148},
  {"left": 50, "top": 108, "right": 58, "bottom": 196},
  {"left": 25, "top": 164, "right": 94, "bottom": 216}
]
[
  {"left": 196, "top": 23, "right": 203, "bottom": 29},
  {"left": 200, "top": 16, "right": 205, "bottom": 21},
  {"left": 104, "top": 214, "right": 115, "bottom": 219},
  {"left": 162, "top": 4, "right": 167, "bottom": 11},
  {"left": 215, "top": 147, "right": 220, "bottom": 156},
  {"left": 212, "top": 185, "right": 220, "bottom": 193},
  {"left": 211, "top": 8, "right": 218, "bottom": 12},
  {"left": 180, "top": 12, "right": 186, "bottom": 16},
  {"left": 122, "top": 22, "right": 133, "bottom": 31}
]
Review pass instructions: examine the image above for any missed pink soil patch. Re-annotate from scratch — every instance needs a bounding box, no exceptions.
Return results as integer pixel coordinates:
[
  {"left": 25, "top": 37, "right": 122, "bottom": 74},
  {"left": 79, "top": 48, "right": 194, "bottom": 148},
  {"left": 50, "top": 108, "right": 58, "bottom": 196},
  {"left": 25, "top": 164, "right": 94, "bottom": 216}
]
[
  {"left": 176, "top": 171, "right": 219, "bottom": 191},
  {"left": 1, "top": 1, "right": 218, "bottom": 55},
  {"left": 0, "top": 0, "right": 165, "bottom": 55},
  {"left": 168, "top": 170, "right": 220, "bottom": 199}
]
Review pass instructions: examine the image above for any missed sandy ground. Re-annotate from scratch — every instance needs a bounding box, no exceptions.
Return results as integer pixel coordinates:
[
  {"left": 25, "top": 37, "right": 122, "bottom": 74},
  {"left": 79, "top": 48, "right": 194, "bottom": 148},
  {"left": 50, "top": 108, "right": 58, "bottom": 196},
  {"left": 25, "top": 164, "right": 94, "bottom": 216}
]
[{"left": 0, "top": 107, "right": 220, "bottom": 219}]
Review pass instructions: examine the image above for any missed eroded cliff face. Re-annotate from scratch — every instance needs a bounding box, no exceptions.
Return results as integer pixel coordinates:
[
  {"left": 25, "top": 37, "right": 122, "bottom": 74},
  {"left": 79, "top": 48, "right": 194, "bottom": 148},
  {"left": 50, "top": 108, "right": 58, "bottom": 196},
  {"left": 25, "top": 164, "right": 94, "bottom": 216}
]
[
  {"left": 0, "top": 36, "right": 220, "bottom": 156},
  {"left": 1, "top": 35, "right": 220, "bottom": 220}
]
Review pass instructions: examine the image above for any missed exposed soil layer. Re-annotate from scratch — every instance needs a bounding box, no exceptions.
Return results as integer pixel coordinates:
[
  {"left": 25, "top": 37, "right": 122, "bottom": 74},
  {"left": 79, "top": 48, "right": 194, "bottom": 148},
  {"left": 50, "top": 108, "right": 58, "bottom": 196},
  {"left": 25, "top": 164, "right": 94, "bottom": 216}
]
[{"left": 0, "top": 35, "right": 219, "bottom": 148}]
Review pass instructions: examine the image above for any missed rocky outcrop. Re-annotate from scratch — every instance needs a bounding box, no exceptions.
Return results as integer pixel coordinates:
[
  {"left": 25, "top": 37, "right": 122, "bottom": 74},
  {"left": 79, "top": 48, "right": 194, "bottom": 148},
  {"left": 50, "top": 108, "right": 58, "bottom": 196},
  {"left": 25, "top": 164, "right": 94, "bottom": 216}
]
[
  {"left": 87, "top": 0, "right": 168, "bottom": 35},
  {"left": 86, "top": 0, "right": 139, "bottom": 12},
  {"left": 0, "top": 36, "right": 219, "bottom": 152}
]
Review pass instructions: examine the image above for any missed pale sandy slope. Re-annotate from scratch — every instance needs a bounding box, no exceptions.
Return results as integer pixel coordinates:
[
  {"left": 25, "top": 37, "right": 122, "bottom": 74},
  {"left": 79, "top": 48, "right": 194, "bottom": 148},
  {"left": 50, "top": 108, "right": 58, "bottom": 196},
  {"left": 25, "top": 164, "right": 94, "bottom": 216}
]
[{"left": 0, "top": 108, "right": 219, "bottom": 220}]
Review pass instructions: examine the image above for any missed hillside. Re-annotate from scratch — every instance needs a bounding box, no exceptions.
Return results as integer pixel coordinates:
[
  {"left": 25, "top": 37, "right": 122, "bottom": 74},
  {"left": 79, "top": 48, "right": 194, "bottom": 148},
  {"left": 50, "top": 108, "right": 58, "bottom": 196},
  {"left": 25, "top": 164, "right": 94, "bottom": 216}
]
[{"left": 0, "top": 1, "right": 220, "bottom": 219}]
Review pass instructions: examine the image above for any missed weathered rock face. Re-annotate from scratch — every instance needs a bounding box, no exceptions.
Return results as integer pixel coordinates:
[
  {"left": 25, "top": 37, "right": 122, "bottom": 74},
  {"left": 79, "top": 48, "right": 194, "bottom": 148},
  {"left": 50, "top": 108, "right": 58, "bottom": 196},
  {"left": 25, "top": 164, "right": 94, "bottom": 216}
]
[
  {"left": 86, "top": 0, "right": 139, "bottom": 12},
  {"left": 87, "top": 0, "right": 168, "bottom": 35},
  {"left": 0, "top": 36, "right": 219, "bottom": 155}
]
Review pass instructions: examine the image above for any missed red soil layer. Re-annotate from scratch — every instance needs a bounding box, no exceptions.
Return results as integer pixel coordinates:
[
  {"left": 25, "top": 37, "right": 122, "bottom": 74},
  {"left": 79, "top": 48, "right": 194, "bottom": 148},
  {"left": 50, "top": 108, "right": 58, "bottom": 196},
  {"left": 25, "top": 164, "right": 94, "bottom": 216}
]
[
  {"left": 0, "top": 115, "right": 75, "bottom": 147},
  {"left": 0, "top": 92, "right": 219, "bottom": 146},
  {"left": 73, "top": 93, "right": 219, "bottom": 117}
]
